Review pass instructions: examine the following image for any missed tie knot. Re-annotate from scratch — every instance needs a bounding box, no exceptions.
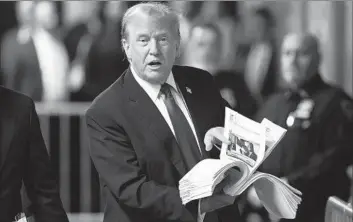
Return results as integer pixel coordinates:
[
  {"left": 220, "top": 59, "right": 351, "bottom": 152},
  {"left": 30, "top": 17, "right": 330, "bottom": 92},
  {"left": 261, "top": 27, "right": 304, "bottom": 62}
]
[{"left": 160, "top": 83, "right": 173, "bottom": 99}]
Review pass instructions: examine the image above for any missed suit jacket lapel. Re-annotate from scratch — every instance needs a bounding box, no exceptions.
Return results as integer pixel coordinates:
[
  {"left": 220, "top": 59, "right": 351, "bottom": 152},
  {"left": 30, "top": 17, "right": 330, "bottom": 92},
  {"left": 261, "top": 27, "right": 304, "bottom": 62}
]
[
  {"left": 123, "top": 69, "right": 187, "bottom": 177},
  {"left": 172, "top": 67, "right": 210, "bottom": 159}
]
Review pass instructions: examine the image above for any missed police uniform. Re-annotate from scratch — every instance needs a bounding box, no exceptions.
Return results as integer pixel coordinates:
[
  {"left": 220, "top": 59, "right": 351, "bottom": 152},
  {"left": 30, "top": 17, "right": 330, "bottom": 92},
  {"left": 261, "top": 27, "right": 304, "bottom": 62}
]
[{"left": 253, "top": 74, "right": 353, "bottom": 222}]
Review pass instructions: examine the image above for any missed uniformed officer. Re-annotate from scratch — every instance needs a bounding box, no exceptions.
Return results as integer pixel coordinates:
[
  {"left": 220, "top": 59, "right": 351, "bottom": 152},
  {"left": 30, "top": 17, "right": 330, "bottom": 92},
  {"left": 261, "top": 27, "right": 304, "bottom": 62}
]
[{"left": 244, "top": 33, "right": 353, "bottom": 222}]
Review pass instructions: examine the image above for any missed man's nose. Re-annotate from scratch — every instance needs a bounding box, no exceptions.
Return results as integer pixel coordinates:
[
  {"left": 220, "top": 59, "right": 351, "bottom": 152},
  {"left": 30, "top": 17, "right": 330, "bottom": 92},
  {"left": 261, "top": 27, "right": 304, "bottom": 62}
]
[{"left": 149, "top": 39, "right": 160, "bottom": 55}]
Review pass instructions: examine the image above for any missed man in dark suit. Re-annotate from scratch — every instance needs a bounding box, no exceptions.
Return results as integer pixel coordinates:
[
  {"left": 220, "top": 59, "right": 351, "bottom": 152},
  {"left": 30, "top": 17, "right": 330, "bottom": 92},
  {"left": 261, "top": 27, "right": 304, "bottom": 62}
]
[
  {"left": 0, "top": 86, "right": 69, "bottom": 222},
  {"left": 1, "top": 1, "right": 33, "bottom": 89},
  {"left": 1, "top": 1, "right": 71, "bottom": 102},
  {"left": 85, "top": 2, "right": 241, "bottom": 222},
  {"left": 246, "top": 33, "right": 353, "bottom": 222}
]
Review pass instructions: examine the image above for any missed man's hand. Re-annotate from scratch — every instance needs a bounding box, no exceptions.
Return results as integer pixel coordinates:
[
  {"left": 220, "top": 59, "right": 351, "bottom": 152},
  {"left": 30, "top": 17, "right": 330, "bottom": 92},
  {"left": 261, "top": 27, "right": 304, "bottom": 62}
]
[
  {"left": 199, "top": 176, "right": 236, "bottom": 213},
  {"left": 247, "top": 186, "right": 262, "bottom": 209},
  {"left": 204, "top": 127, "right": 230, "bottom": 151}
]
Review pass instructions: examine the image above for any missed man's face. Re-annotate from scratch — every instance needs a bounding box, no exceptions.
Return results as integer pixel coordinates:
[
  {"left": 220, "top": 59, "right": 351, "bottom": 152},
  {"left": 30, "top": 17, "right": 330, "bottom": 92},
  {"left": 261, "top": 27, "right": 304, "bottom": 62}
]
[
  {"left": 122, "top": 13, "right": 179, "bottom": 85},
  {"left": 190, "top": 27, "right": 221, "bottom": 65},
  {"left": 35, "top": 2, "right": 58, "bottom": 30},
  {"left": 281, "top": 34, "right": 320, "bottom": 89},
  {"left": 104, "top": 1, "right": 127, "bottom": 22},
  {"left": 16, "top": 1, "right": 34, "bottom": 26}
]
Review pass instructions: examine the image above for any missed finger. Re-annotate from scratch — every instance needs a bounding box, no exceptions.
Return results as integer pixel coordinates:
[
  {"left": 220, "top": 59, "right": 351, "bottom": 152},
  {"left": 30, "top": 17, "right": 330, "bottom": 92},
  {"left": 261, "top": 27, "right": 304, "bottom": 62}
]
[
  {"left": 205, "top": 143, "right": 213, "bottom": 151},
  {"left": 204, "top": 135, "right": 213, "bottom": 151},
  {"left": 204, "top": 136, "right": 228, "bottom": 151},
  {"left": 213, "top": 134, "right": 231, "bottom": 145}
]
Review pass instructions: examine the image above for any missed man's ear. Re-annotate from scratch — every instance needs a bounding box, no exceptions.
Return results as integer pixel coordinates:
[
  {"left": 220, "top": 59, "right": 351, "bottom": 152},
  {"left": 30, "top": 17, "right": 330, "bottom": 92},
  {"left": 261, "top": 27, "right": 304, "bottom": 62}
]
[{"left": 122, "top": 39, "right": 131, "bottom": 61}]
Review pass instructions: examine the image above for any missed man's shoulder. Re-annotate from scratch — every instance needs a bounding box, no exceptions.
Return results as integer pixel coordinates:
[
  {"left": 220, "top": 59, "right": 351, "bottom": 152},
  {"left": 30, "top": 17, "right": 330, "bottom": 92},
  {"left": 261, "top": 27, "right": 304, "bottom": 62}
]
[
  {"left": 0, "top": 86, "right": 33, "bottom": 115},
  {"left": 172, "top": 65, "right": 214, "bottom": 85},
  {"left": 1, "top": 28, "right": 19, "bottom": 53},
  {"left": 85, "top": 73, "right": 126, "bottom": 118},
  {"left": 310, "top": 83, "right": 353, "bottom": 121},
  {"left": 173, "top": 65, "right": 213, "bottom": 77},
  {"left": 1, "top": 28, "right": 17, "bottom": 43},
  {"left": 314, "top": 83, "right": 352, "bottom": 108},
  {"left": 325, "top": 86, "right": 353, "bottom": 120}
]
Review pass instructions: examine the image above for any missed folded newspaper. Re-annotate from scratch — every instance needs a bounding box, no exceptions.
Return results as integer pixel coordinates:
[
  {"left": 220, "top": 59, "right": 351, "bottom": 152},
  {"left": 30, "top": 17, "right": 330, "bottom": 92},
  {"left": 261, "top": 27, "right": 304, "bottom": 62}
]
[{"left": 179, "top": 107, "right": 302, "bottom": 220}]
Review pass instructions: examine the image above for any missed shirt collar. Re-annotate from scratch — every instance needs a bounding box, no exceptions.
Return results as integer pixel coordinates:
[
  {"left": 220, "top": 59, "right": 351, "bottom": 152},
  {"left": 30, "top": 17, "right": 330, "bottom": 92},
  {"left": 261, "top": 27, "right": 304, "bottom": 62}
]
[{"left": 130, "top": 65, "right": 178, "bottom": 102}]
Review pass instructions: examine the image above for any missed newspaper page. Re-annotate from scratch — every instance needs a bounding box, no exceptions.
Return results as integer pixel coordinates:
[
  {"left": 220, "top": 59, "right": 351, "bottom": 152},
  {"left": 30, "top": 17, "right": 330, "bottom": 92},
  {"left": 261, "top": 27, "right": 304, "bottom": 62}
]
[
  {"left": 261, "top": 118, "right": 287, "bottom": 160},
  {"left": 179, "top": 108, "right": 302, "bottom": 221},
  {"left": 220, "top": 107, "right": 266, "bottom": 172}
]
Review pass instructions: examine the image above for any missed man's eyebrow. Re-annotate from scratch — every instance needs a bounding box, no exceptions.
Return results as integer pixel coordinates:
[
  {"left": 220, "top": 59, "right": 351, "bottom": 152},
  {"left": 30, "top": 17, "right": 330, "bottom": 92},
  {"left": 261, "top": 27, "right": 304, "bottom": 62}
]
[{"left": 154, "top": 31, "right": 169, "bottom": 36}]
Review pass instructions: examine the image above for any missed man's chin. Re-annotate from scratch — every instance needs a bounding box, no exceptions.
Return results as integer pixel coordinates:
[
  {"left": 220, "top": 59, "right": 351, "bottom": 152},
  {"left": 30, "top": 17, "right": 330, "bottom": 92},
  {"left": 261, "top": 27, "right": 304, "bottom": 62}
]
[{"left": 143, "top": 72, "right": 169, "bottom": 85}]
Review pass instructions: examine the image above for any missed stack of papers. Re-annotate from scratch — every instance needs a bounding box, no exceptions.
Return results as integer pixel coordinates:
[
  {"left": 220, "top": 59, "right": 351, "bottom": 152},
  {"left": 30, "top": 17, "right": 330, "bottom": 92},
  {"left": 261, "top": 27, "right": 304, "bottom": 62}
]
[
  {"left": 179, "top": 159, "right": 235, "bottom": 204},
  {"left": 250, "top": 172, "right": 302, "bottom": 219},
  {"left": 178, "top": 108, "right": 303, "bottom": 220}
]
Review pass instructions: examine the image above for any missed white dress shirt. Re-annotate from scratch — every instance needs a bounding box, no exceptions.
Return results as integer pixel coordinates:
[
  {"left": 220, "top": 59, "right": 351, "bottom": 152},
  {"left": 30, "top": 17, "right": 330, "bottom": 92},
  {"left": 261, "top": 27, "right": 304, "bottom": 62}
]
[
  {"left": 130, "top": 66, "right": 201, "bottom": 152},
  {"left": 32, "top": 28, "right": 69, "bottom": 101}
]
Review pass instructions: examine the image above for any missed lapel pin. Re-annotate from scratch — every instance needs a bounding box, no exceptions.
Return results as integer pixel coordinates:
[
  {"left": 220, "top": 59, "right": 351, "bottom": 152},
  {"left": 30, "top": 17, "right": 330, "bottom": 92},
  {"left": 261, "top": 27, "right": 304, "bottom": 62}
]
[{"left": 186, "top": 87, "right": 192, "bottom": 94}]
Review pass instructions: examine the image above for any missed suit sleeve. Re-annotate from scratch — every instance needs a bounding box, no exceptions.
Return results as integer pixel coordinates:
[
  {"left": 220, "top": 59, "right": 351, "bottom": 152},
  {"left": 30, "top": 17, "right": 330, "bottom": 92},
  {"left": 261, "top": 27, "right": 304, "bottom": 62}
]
[
  {"left": 85, "top": 110, "right": 195, "bottom": 222},
  {"left": 23, "top": 100, "right": 69, "bottom": 222}
]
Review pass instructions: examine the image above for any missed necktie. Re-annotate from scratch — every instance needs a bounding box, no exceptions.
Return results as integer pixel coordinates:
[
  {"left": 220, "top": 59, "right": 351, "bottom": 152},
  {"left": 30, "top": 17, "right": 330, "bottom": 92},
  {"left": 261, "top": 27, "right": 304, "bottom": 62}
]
[
  {"left": 161, "top": 84, "right": 219, "bottom": 222},
  {"left": 160, "top": 83, "right": 201, "bottom": 170}
]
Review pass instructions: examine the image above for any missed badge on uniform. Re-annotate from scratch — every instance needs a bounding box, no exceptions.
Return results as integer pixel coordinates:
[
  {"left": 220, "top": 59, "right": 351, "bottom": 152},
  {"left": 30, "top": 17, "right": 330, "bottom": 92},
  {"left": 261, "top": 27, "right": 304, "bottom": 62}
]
[
  {"left": 286, "top": 99, "right": 315, "bottom": 129},
  {"left": 14, "top": 213, "right": 27, "bottom": 222}
]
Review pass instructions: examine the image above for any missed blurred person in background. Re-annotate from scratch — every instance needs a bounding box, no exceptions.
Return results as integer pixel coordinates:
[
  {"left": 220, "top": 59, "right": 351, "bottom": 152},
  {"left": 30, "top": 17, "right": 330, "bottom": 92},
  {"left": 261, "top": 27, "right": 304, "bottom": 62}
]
[
  {"left": 64, "top": 1, "right": 101, "bottom": 64},
  {"left": 0, "top": 86, "right": 69, "bottom": 221},
  {"left": 186, "top": 22, "right": 257, "bottom": 118},
  {"left": 244, "top": 7, "right": 278, "bottom": 105},
  {"left": 246, "top": 32, "right": 353, "bottom": 222},
  {"left": 192, "top": 1, "right": 239, "bottom": 71},
  {"left": 69, "top": 1, "right": 129, "bottom": 101},
  {"left": 2, "top": 1, "right": 71, "bottom": 102},
  {"left": 1, "top": 1, "right": 34, "bottom": 94},
  {"left": 169, "top": 1, "right": 203, "bottom": 65}
]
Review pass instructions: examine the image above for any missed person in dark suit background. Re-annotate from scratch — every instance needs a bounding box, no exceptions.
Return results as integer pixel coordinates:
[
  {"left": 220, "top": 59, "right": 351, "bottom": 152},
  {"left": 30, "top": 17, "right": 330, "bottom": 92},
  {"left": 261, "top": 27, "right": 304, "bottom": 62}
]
[
  {"left": 69, "top": 1, "right": 129, "bottom": 102},
  {"left": 245, "top": 33, "right": 353, "bottom": 222},
  {"left": 1, "top": 1, "right": 74, "bottom": 102},
  {"left": 185, "top": 22, "right": 257, "bottom": 118},
  {"left": 85, "top": 2, "right": 241, "bottom": 222},
  {"left": 244, "top": 7, "right": 279, "bottom": 105},
  {"left": 0, "top": 86, "right": 69, "bottom": 222},
  {"left": 1, "top": 1, "right": 33, "bottom": 90}
]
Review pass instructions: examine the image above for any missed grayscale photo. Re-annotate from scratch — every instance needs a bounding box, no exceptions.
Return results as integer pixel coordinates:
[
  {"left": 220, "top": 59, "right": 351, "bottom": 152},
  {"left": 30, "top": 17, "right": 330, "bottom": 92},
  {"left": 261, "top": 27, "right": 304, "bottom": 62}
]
[{"left": 0, "top": 1, "right": 351, "bottom": 222}]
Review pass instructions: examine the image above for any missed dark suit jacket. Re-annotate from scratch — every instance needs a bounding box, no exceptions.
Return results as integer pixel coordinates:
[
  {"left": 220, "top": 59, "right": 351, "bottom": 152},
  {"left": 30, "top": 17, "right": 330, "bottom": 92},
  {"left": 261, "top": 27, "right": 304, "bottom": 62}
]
[
  {"left": 85, "top": 66, "right": 241, "bottom": 222},
  {"left": 0, "top": 86, "right": 69, "bottom": 222},
  {"left": 1, "top": 28, "right": 64, "bottom": 101}
]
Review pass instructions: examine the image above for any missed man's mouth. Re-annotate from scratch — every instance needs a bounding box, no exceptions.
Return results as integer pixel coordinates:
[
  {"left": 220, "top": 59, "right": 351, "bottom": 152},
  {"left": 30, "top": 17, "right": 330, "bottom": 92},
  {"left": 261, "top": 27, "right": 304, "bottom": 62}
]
[{"left": 148, "top": 61, "right": 162, "bottom": 67}]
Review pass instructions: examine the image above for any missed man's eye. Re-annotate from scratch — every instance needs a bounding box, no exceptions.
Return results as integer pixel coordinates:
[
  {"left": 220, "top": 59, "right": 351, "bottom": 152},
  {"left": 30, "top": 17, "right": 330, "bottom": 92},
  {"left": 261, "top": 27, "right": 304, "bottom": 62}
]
[
  {"left": 160, "top": 37, "right": 168, "bottom": 43},
  {"left": 139, "top": 38, "right": 148, "bottom": 43}
]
